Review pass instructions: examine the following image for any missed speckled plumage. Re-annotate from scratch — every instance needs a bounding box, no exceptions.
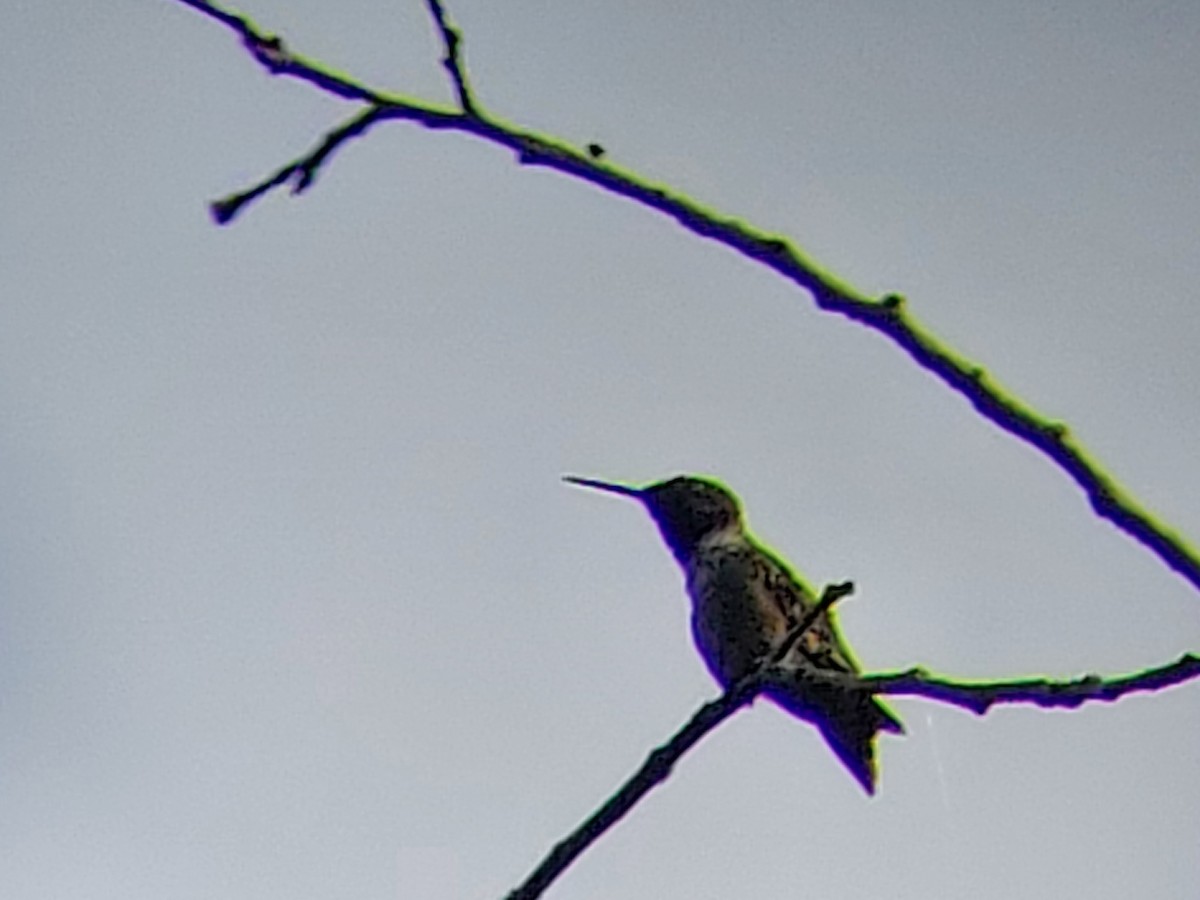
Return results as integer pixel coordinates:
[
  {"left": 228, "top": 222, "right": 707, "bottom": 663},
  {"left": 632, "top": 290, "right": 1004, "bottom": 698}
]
[{"left": 566, "top": 474, "right": 902, "bottom": 795}]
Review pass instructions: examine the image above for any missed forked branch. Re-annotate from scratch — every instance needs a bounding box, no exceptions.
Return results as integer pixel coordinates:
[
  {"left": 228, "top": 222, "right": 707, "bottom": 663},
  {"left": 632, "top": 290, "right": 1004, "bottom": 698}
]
[
  {"left": 507, "top": 583, "right": 1200, "bottom": 900},
  {"left": 172, "top": 0, "right": 1200, "bottom": 596},
  {"left": 505, "top": 582, "right": 853, "bottom": 900},
  {"left": 166, "top": 4, "right": 1200, "bottom": 898}
]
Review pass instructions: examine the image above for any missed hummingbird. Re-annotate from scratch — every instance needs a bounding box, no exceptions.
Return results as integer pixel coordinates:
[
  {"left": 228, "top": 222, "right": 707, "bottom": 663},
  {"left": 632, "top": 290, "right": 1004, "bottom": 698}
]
[{"left": 564, "top": 474, "right": 902, "bottom": 794}]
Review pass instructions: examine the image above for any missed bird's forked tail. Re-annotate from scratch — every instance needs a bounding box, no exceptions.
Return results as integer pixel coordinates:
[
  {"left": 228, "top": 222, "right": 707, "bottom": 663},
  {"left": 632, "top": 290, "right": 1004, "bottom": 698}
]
[{"left": 771, "top": 684, "right": 903, "bottom": 795}]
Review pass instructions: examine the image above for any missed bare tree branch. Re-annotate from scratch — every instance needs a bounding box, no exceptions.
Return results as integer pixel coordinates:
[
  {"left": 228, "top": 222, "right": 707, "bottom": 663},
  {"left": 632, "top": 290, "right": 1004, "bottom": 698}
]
[
  {"left": 505, "top": 677, "right": 749, "bottom": 900},
  {"left": 172, "top": 0, "right": 1200, "bottom": 595},
  {"left": 505, "top": 582, "right": 852, "bottom": 900},
  {"left": 506, "top": 571, "right": 1200, "bottom": 900}
]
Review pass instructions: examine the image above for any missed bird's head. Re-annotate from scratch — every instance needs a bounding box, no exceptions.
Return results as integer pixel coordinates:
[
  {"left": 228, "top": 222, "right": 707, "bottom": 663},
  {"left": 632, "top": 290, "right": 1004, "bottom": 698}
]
[{"left": 564, "top": 474, "right": 742, "bottom": 564}]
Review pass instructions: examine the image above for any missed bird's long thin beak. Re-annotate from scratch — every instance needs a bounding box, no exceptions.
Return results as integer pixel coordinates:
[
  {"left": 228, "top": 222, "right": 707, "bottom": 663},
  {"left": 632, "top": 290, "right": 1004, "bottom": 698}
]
[{"left": 562, "top": 475, "right": 644, "bottom": 499}]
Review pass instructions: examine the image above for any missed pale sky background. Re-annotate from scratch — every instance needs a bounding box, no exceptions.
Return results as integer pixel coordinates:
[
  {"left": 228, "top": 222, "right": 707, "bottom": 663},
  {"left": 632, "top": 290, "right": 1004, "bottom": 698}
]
[{"left": 3, "top": 2, "right": 1200, "bottom": 899}]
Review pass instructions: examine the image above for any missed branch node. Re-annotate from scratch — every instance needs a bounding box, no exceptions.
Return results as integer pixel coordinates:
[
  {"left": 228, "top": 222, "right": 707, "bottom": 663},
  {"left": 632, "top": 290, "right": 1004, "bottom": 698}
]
[
  {"left": 244, "top": 32, "right": 290, "bottom": 73},
  {"left": 644, "top": 747, "right": 675, "bottom": 784},
  {"left": 1044, "top": 421, "right": 1070, "bottom": 441}
]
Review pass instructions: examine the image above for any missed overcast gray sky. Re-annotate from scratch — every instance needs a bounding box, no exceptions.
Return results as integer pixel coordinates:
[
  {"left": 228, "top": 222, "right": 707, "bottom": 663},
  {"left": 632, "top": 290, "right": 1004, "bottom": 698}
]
[{"left": 3, "top": 2, "right": 1200, "bottom": 899}]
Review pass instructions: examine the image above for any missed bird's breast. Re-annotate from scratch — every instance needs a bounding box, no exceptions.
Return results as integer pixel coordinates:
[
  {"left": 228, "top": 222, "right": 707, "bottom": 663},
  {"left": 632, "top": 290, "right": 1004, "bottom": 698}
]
[{"left": 684, "top": 543, "right": 791, "bottom": 686}]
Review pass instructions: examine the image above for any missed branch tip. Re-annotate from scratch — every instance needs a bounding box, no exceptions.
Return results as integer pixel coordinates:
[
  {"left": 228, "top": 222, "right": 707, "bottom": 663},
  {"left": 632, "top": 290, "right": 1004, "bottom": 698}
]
[{"left": 209, "top": 198, "right": 239, "bottom": 226}]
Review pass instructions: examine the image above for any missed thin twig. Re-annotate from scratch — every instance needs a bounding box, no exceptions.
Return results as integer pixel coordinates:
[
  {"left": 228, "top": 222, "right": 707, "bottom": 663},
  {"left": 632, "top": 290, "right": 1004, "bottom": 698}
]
[
  {"left": 504, "top": 582, "right": 852, "bottom": 900},
  {"left": 172, "top": 0, "right": 1200, "bottom": 595},
  {"left": 769, "top": 580, "right": 854, "bottom": 667},
  {"left": 860, "top": 651, "right": 1200, "bottom": 715},
  {"left": 211, "top": 106, "right": 385, "bottom": 224},
  {"left": 424, "top": 0, "right": 479, "bottom": 115}
]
